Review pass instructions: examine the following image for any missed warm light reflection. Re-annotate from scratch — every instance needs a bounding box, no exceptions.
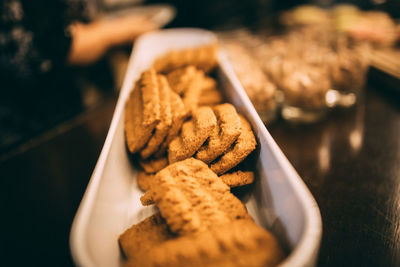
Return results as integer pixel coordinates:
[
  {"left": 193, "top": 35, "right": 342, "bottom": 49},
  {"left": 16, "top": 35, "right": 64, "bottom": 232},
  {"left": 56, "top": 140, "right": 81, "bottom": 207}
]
[
  {"left": 325, "top": 90, "right": 339, "bottom": 107},
  {"left": 318, "top": 143, "right": 330, "bottom": 174},
  {"left": 349, "top": 129, "right": 362, "bottom": 152}
]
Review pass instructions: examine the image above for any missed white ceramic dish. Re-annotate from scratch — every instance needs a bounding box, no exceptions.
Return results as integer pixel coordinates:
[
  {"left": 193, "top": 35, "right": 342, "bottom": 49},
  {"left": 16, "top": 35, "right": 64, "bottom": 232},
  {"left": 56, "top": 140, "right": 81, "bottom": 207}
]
[
  {"left": 70, "top": 28, "right": 322, "bottom": 267},
  {"left": 102, "top": 4, "right": 176, "bottom": 28}
]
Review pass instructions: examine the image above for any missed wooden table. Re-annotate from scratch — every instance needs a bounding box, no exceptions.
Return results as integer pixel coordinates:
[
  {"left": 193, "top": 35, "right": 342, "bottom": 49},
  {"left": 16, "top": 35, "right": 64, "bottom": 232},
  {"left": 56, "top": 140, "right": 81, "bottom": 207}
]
[{"left": 1, "top": 82, "right": 399, "bottom": 266}]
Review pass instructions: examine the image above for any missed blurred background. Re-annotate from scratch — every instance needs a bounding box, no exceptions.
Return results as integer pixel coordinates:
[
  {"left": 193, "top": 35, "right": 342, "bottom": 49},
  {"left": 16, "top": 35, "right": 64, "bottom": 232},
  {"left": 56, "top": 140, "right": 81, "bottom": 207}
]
[{"left": 0, "top": 0, "right": 399, "bottom": 266}]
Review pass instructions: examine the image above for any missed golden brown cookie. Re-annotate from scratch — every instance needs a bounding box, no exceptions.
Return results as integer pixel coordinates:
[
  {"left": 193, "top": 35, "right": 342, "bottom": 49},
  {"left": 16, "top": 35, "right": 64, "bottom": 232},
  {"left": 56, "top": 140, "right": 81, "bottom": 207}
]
[
  {"left": 137, "top": 171, "right": 155, "bottom": 191},
  {"left": 140, "top": 75, "right": 173, "bottom": 159},
  {"left": 201, "top": 76, "right": 218, "bottom": 91},
  {"left": 144, "top": 158, "right": 250, "bottom": 235},
  {"left": 168, "top": 107, "right": 217, "bottom": 164},
  {"left": 139, "top": 157, "right": 168, "bottom": 174},
  {"left": 211, "top": 115, "right": 257, "bottom": 175},
  {"left": 119, "top": 213, "right": 173, "bottom": 261},
  {"left": 166, "top": 66, "right": 218, "bottom": 113},
  {"left": 166, "top": 66, "right": 199, "bottom": 95},
  {"left": 181, "top": 71, "right": 206, "bottom": 114},
  {"left": 141, "top": 170, "right": 255, "bottom": 206},
  {"left": 139, "top": 69, "right": 160, "bottom": 127},
  {"left": 220, "top": 171, "right": 255, "bottom": 187},
  {"left": 196, "top": 103, "right": 241, "bottom": 164},
  {"left": 124, "top": 83, "right": 158, "bottom": 154},
  {"left": 153, "top": 44, "right": 218, "bottom": 74},
  {"left": 140, "top": 192, "right": 155, "bottom": 206},
  {"left": 198, "top": 87, "right": 224, "bottom": 106},
  {"left": 154, "top": 90, "right": 188, "bottom": 158},
  {"left": 123, "top": 219, "right": 284, "bottom": 267}
]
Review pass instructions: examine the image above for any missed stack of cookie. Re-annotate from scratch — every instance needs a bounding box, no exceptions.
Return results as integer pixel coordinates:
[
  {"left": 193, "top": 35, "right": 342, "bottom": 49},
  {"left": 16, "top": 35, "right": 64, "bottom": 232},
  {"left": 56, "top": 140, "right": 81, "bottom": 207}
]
[
  {"left": 121, "top": 44, "right": 284, "bottom": 267},
  {"left": 125, "top": 44, "right": 258, "bottom": 189},
  {"left": 119, "top": 158, "right": 284, "bottom": 267}
]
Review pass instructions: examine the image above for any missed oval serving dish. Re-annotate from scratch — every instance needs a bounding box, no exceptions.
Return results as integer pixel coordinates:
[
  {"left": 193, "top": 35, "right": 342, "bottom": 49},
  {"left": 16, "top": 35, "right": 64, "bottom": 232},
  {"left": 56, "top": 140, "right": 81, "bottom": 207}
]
[{"left": 70, "top": 28, "right": 322, "bottom": 267}]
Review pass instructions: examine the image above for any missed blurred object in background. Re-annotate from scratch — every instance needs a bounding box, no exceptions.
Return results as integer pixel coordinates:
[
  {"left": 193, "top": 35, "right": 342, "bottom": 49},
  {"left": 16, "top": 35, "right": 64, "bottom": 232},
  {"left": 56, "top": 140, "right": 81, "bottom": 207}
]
[
  {"left": 218, "top": 24, "right": 370, "bottom": 123},
  {"left": 281, "top": 4, "right": 399, "bottom": 47},
  {"left": 147, "top": 0, "right": 275, "bottom": 29},
  {"left": 218, "top": 30, "right": 278, "bottom": 124},
  {"left": 217, "top": 1, "right": 400, "bottom": 124},
  {"left": 0, "top": 0, "right": 163, "bottom": 156},
  {"left": 101, "top": 0, "right": 144, "bottom": 9}
]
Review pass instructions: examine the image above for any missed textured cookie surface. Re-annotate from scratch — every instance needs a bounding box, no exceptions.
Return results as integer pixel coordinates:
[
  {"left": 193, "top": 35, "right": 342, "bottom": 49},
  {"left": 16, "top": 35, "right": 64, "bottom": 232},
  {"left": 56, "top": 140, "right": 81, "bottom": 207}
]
[
  {"left": 166, "top": 66, "right": 213, "bottom": 114},
  {"left": 199, "top": 87, "right": 224, "bottom": 106},
  {"left": 139, "top": 157, "right": 168, "bottom": 174},
  {"left": 211, "top": 115, "right": 257, "bottom": 175},
  {"left": 137, "top": 171, "right": 155, "bottom": 191},
  {"left": 122, "top": 219, "right": 284, "bottom": 267},
  {"left": 220, "top": 171, "right": 255, "bottom": 187},
  {"left": 166, "top": 66, "right": 198, "bottom": 94},
  {"left": 139, "top": 69, "right": 160, "bottom": 127},
  {"left": 154, "top": 90, "right": 188, "bottom": 158},
  {"left": 141, "top": 170, "right": 255, "bottom": 205},
  {"left": 153, "top": 44, "right": 218, "bottom": 74},
  {"left": 119, "top": 213, "right": 173, "bottom": 261},
  {"left": 146, "top": 158, "right": 250, "bottom": 234},
  {"left": 196, "top": 103, "right": 241, "bottom": 164},
  {"left": 181, "top": 71, "right": 207, "bottom": 114},
  {"left": 168, "top": 107, "right": 216, "bottom": 164},
  {"left": 124, "top": 84, "right": 158, "bottom": 154},
  {"left": 140, "top": 75, "right": 172, "bottom": 159}
]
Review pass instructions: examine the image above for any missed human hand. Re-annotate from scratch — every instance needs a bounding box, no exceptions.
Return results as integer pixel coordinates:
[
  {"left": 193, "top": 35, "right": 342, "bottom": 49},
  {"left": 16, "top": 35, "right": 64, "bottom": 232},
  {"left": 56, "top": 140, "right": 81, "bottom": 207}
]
[{"left": 68, "top": 15, "right": 157, "bottom": 65}]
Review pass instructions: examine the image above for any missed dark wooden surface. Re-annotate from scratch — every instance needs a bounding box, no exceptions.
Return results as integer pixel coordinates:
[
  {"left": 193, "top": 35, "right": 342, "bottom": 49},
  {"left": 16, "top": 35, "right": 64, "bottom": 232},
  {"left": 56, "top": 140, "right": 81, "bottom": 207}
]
[
  {"left": 269, "top": 85, "right": 400, "bottom": 266},
  {"left": 0, "top": 96, "right": 117, "bottom": 267},
  {"left": 0, "top": 82, "right": 399, "bottom": 266}
]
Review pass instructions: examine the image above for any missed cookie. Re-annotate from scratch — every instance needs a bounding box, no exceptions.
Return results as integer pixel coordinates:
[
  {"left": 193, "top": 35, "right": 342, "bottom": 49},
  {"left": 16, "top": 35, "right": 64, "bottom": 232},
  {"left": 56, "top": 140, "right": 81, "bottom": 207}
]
[
  {"left": 201, "top": 76, "right": 218, "bottom": 91},
  {"left": 124, "top": 83, "right": 158, "bottom": 154},
  {"left": 140, "top": 75, "right": 173, "bottom": 159},
  {"left": 140, "top": 192, "right": 155, "bottom": 206},
  {"left": 168, "top": 107, "right": 217, "bottom": 164},
  {"left": 139, "top": 157, "right": 168, "bottom": 174},
  {"left": 220, "top": 171, "right": 255, "bottom": 187},
  {"left": 211, "top": 115, "right": 257, "bottom": 175},
  {"left": 154, "top": 90, "right": 188, "bottom": 158},
  {"left": 153, "top": 44, "right": 218, "bottom": 74},
  {"left": 137, "top": 171, "right": 155, "bottom": 191},
  {"left": 181, "top": 71, "right": 208, "bottom": 114},
  {"left": 119, "top": 213, "right": 173, "bottom": 261},
  {"left": 139, "top": 69, "right": 160, "bottom": 127},
  {"left": 141, "top": 170, "right": 255, "bottom": 205},
  {"left": 196, "top": 103, "right": 241, "bottom": 164},
  {"left": 167, "top": 66, "right": 219, "bottom": 113},
  {"left": 198, "top": 87, "right": 224, "bottom": 106},
  {"left": 166, "top": 66, "right": 199, "bottom": 95},
  {"left": 123, "top": 219, "right": 284, "bottom": 267},
  {"left": 144, "top": 158, "right": 250, "bottom": 234}
]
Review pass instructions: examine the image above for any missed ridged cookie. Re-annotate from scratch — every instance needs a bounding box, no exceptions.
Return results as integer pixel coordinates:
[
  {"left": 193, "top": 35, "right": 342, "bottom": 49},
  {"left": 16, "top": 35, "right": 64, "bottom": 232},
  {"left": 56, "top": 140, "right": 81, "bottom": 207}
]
[
  {"left": 220, "top": 171, "right": 255, "bottom": 187},
  {"left": 140, "top": 75, "right": 172, "bottom": 159},
  {"left": 198, "top": 87, "right": 224, "bottom": 106},
  {"left": 122, "top": 218, "right": 284, "bottom": 267},
  {"left": 139, "top": 157, "right": 168, "bottom": 174},
  {"left": 166, "top": 66, "right": 198, "bottom": 94},
  {"left": 168, "top": 107, "right": 217, "bottom": 164},
  {"left": 196, "top": 103, "right": 241, "bottom": 164},
  {"left": 153, "top": 44, "right": 218, "bottom": 74},
  {"left": 125, "top": 83, "right": 158, "bottom": 154},
  {"left": 154, "top": 90, "right": 188, "bottom": 158},
  {"left": 139, "top": 69, "right": 160, "bottom": 127},
  {"left": 119, "top": 213, "right": 173, "bottom": 261},
  {"left": 137, "top": 171, "right": 155, "bottom": 191},
  {"left": 143, "top": 158, "right": 250, "bottom": 234},
  {"left": 211, "top": 115, "right": 257, "bottom": 175}
]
